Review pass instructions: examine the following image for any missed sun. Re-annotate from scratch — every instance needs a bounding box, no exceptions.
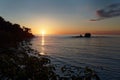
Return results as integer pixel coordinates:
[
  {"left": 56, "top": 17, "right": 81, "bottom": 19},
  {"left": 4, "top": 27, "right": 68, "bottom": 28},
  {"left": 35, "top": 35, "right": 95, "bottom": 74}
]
[{"left": 41, "top": 30, "right": 45, "bottom": 36}]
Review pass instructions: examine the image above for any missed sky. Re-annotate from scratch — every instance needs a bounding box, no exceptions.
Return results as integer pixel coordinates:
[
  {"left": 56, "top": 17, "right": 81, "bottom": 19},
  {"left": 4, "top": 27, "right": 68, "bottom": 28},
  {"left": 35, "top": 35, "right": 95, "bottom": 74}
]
[{"left": 0, "top": 0, "right": 120, "bottom": 35}]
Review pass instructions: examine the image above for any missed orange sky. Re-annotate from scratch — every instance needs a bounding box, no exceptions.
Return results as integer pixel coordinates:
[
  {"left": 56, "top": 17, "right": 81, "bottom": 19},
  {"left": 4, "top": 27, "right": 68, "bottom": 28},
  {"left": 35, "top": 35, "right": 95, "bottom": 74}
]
[{"left": 19, "top": 16, "right": 120, "bottom": 35}]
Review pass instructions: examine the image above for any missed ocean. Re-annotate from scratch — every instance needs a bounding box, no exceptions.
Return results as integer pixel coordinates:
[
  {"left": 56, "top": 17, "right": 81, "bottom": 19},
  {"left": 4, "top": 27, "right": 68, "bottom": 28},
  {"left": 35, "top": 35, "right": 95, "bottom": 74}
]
[{"left": 31, "top": 35, "right": 120, "bottom": 80}]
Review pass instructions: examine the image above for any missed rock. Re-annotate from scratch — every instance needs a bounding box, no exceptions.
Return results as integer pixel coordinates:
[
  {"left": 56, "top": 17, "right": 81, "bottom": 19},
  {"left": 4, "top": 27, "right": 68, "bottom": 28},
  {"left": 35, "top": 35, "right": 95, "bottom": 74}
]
[
  {"left": 80, "top": 34, "right": 83, "bottom": 37},
  {"left": 84, "top": 33, "right": 91, "bottom": 38}
]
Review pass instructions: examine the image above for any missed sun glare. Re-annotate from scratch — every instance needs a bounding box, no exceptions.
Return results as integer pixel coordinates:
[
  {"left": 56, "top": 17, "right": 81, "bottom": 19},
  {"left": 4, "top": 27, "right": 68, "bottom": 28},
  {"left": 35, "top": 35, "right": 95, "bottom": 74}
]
[
  {"left": 41, "top": 30, "right": 45, "bottom": 55},
  {"left": 41, "top": 30, "right": 45, "bottom": 36}
]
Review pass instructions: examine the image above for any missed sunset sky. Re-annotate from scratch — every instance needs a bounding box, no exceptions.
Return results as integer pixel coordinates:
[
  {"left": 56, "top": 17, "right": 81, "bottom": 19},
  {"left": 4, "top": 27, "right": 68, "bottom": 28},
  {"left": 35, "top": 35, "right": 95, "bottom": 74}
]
[{"left": 0, "top": 0, "right": 120, "bottom": 35}]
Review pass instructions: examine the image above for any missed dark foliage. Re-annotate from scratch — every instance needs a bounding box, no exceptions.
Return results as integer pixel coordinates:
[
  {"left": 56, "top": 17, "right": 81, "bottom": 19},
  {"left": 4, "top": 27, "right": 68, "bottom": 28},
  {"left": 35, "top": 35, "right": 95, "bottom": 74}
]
[{"left": 0, "top": 16, "right": 34, "bottom": 47}]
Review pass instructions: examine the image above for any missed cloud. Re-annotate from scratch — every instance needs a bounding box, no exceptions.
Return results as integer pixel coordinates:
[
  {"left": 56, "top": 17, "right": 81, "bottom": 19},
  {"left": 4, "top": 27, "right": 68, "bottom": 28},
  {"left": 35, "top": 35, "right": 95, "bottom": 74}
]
[{"left": 90, "top": 3, "right": 120, "bottom": 21}]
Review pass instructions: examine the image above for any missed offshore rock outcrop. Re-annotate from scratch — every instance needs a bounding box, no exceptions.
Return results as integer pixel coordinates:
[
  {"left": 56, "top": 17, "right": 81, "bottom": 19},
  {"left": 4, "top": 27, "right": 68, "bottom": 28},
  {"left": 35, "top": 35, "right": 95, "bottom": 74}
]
[
  {"left": 72, "top": 33, "right": 91, "bottom": 38},
  {"left": 84, "top": 33, "right": 91, "bottom": 38}
]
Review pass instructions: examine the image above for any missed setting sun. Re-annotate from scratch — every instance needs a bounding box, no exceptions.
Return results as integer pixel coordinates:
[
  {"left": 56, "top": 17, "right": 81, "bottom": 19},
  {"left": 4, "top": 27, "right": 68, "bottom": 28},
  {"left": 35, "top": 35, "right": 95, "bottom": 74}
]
[{"left": 41, "top": 30, "right": 45, "bottom": 36}]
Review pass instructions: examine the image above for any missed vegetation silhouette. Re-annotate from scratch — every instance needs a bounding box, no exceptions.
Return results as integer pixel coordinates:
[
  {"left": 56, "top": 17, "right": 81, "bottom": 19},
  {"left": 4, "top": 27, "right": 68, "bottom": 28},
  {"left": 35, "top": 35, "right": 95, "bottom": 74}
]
[{"left": 0, "top": 16, "right": 33, "bottom": 47}]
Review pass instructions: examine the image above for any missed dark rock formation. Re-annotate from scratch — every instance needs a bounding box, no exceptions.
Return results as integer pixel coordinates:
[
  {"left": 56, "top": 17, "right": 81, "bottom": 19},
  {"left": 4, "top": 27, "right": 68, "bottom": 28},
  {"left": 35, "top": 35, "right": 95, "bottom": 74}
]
[
  {"left": 80, "top": 34, "right": 83, "bottom": 37},
  {"left": 84, "top": 33, "right": 91, "bottom": 38},
  {"left": 72, "top": 34, "right": 83, "bottom": 38},
  {"left": 72, "top": 33, "right": 91, "bottom": 38}
]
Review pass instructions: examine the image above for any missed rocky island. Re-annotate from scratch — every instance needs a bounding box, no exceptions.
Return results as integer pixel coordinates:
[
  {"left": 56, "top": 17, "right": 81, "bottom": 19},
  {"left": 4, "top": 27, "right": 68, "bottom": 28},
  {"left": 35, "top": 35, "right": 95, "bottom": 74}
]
[{"left": 72, "top": 33, "right": 91, "bottom": 38}]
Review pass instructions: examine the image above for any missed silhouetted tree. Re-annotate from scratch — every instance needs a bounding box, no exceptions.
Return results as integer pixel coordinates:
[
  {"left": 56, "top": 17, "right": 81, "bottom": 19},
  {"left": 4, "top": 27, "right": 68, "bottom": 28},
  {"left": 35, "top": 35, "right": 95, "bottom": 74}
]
[
  {"left": 23, "top": 26, "right": 31, "bottom": 33},
  {"left": 0, "top": 16, "right": 34, "bottom": 47}
]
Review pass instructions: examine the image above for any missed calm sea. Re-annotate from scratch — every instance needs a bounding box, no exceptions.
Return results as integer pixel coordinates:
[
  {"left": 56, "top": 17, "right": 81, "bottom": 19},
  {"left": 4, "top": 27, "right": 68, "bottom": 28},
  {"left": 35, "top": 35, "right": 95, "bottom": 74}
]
[{"left": 31, "top": 35, "right": 120, "bottom": 80}]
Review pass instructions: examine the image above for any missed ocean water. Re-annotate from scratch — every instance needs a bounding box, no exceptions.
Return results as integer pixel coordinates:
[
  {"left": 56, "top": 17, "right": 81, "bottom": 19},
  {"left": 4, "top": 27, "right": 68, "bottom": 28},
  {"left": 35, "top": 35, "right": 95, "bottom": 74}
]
[{"left": 31, "top": 35, "right": 120, "bottom": 80}]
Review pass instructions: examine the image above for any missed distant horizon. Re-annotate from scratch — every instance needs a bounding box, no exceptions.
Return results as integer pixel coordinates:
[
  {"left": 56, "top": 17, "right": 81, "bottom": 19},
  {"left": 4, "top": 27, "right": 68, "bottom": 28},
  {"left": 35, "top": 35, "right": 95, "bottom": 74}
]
[
  {"left": 33, "top": 30, "right": 120, "bottom": 35},
  {"left": 34, "top": 32, "right": 120, "bottom": 36}
]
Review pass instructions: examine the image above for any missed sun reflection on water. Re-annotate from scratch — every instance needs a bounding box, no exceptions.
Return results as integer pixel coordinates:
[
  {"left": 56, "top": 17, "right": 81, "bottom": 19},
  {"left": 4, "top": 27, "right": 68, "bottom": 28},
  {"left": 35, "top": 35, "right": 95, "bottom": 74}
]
[
  {"left": 40, "top": 33, "right": 45, "bottom": 55},
  {"left": 42, "top": 35, "right": 45, "bottom": 46}
]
